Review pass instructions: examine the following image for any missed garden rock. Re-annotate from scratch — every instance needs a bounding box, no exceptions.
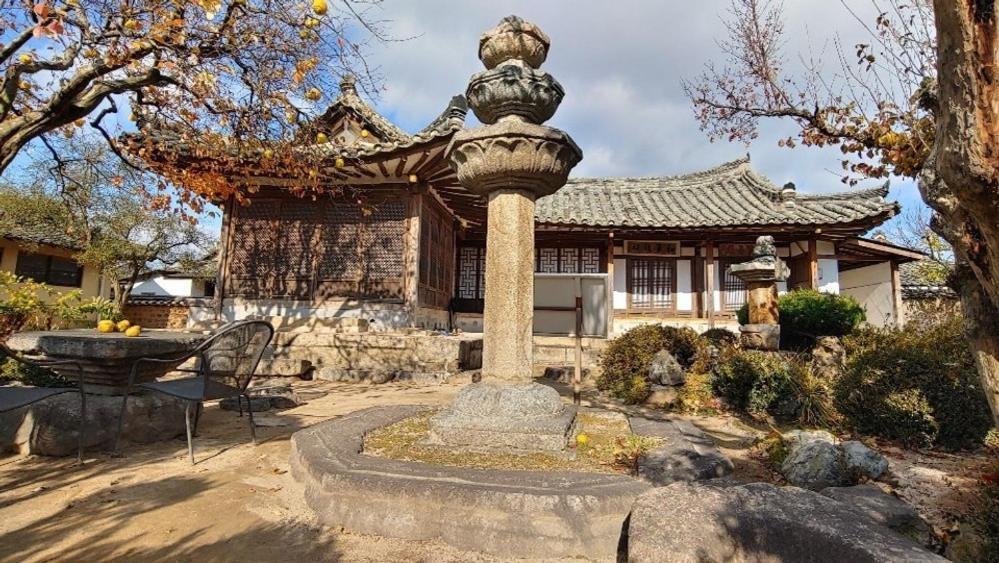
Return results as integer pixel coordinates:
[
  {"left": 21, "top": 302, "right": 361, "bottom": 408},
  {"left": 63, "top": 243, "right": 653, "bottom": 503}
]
[
  {"left": 821, "top": 484, "right": 933, "bottom": 547},
  {"left": 842, "top": 440, "right": 889, "bottom": 479},
  {"left": 628, "top": 482, "right": 945, "bottom": 562},
  {"left": 648, "top": 350, "right": 685, "bottom": 386},
  {"left": 781, "top": 437, "right": 849, "bottom": 490},
  {"left": 780, "top": 431, "right": 889, "bottom": 490},
  {"left": 631, "top": 418, "right": 733, "bottom": 485},
  {"left": 811, "top": 336, "right": 846, "bottom": 381}
]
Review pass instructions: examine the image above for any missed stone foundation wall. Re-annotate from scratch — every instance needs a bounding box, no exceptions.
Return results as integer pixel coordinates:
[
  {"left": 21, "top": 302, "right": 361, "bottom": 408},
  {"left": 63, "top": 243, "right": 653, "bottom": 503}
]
[
  {"left": 123, "top": 304, "right": 191, "bottom": 329},
  {"left": 273, "top": 331, "right": 482, "bottom": 375}
]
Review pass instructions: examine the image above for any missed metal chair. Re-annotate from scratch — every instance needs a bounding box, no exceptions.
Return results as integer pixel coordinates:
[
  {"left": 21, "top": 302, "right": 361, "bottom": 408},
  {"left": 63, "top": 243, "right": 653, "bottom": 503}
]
[
  {"left": 113, "top": 320, "right": 275, "bottom": 465},
  {"left": 0, "top": 344, "right": 86, "bottom": 462}
]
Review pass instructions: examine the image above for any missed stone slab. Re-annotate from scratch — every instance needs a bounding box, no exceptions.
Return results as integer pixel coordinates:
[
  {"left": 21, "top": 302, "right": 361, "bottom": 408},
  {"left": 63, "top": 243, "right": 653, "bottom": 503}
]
[
  {"left": 631, "top": 418, "right": 734, "bottom": 485},
  {"left": 0, "top": 390, "right": 187, "bottom": 456},
  {"left": 821, "top": 484, "right": 934, "bottom": 547},
  {"left": 628, "top": 482, "right": 946, "bottom": 562},
  {"left": 290, "top": 405, "right": 649, "bottom": 559}
]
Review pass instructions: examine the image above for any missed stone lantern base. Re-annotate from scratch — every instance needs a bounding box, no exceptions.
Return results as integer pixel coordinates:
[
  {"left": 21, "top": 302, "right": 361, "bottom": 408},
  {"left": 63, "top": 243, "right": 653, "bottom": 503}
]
[
  {"left": 427, "top": 382, "right": 578, "bottom": 454},
  {"left": 740, "top": 324, "right": 781, "bottom": 351}
]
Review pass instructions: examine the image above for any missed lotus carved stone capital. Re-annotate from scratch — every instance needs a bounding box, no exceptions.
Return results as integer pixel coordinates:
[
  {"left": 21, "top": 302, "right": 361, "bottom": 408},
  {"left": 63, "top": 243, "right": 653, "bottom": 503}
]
[
  {"left": 478, "top": 15, "right": 550, "bottom": 70},
  {"left": 466, "top": 61, "right": 564, "bottom": 125},
  {"left": 446, "top": 120, "right": 582, "bottom": 199}
]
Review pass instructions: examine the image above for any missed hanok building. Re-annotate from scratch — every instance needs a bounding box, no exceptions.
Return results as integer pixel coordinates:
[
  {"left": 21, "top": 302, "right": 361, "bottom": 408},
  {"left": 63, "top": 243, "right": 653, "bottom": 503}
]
[{"left": 134, "top": 77, "right": 921, "bottom": 338}]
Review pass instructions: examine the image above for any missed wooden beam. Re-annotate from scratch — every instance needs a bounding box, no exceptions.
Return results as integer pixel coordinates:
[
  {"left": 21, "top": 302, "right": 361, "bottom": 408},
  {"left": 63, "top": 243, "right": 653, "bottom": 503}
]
[
  {"left": 705, "top": 241, "right": 715, "bottom": 329},
  {"left": 606, "top": 233, "right": 615, "bottom": 337},
  {"left": 891, "top": 260, "right": 905, "bottom": 327},
  {"left": 215, "top": 195, "right": 235, "bottom": 320},
  {"left": 808, "top": 239, "right": 819, "bottom": 289},
  {"left": 403, "top": 192, "right": 423, "bottom": 315}
]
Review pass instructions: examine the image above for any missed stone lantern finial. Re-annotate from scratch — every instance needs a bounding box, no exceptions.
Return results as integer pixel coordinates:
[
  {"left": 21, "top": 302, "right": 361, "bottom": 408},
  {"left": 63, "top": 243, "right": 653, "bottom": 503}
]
[{"left": 478, "top": 15, "right": 551, "bottom": 70}]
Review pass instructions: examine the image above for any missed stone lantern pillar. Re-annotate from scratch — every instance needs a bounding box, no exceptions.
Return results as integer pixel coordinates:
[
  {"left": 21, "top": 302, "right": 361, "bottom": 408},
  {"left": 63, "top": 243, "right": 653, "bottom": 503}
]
[
  {"left": 428, "top": 16, "right": 583, "bottom": 453},
  {"left": 729, "top": 236, "right": 790, "bottom": 351}
]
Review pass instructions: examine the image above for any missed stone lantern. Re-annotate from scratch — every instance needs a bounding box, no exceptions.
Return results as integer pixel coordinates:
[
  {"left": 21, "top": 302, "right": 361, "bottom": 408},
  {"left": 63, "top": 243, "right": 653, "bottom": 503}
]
[
  {"left": 428, "top": 16, "right": 583, "bottom": 453},
  {"left": 729, "top": 236, "right": 790, "bottom": 351}
]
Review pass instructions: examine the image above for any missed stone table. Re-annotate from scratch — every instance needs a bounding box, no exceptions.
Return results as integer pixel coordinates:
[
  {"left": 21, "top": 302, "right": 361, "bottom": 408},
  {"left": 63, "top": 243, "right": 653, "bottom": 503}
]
[{"left": 6, "top": 329, "right": 207, "bottom": 394}]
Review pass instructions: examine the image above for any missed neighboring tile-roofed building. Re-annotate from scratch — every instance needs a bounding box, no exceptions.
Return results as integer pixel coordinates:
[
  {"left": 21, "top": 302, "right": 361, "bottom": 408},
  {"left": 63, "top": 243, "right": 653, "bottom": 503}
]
[
  {"left": 900, "top": 261, "right": 957, "bottom": 299},
  {"left": 0, "top": 224, "right": 82, "bottom": 250},
  {"left": 535, "top": 158, "right": 897, "bottom": 230}
]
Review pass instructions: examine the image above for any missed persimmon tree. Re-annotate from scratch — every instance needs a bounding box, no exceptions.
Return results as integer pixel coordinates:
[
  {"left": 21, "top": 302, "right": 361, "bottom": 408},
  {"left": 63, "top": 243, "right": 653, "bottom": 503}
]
[
  {"left": 0, "top": 0, "right": 385, "bottom": 210},
  {"left": 685, "top": 0, "right": 999, "bottom": 426}
]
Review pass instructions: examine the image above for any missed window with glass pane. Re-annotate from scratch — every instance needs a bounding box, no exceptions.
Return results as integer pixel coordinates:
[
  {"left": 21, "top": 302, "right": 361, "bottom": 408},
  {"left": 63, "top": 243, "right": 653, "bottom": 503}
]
[
  {"left": 48, "top": 256, "right": 83, "bottom": 287},
  {"left": 14, "top": 252, "right": 49, "bottom": 283},
  {"left": 628, "top": 258, "right": 674, "bottom": 311}
]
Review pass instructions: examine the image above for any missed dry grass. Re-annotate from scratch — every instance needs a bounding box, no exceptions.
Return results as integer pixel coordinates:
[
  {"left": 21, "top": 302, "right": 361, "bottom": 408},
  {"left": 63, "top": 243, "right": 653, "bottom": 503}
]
[{"left": 362, "top": 411, "right": 663, "bottom": 474}]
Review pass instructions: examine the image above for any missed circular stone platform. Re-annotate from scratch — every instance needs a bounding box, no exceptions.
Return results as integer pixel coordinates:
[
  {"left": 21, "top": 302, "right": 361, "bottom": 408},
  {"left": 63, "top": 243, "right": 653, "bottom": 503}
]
[{"left": 290, "top": 405, "right": 733, "bottom": 559}]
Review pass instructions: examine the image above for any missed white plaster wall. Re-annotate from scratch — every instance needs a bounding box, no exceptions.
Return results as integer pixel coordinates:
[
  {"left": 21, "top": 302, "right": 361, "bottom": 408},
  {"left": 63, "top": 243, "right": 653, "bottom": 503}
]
[
  {"left": 131, "top": 276, "right": 195, "bottom": 297},
  {"left": 818, "top": 258, "right": 840, "bottom": 294},
  {"left": 839, "top": 262, "right": 896, "bottom": 327},
  {"left": 677, "top": 259, "right": 692, "bottom": 311},
  {"left": 713, "top": 264, "right": 722, "bottom": 312},
  {"left": 613, "top": 258, "right": 627, "bottom": 309}
]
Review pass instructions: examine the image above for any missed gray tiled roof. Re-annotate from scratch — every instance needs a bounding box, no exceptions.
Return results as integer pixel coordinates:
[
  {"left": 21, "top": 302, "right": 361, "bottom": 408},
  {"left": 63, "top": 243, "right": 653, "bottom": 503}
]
[
  {"left": 535, "top": 158, "right": 897, "bottom": 229},
  {"left": 0, "top": 223, "right": 81, "bottom": 250}
]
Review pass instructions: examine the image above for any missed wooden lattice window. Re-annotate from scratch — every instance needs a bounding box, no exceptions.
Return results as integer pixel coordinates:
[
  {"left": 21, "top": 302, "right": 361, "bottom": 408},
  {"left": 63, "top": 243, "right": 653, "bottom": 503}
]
[
  {"left": 457, "top": 246, "right": 484, "bottom": 299},
  {"left": 418, "top": 199, "right": 454, "bottom": 309},
  {"left": 720, "top": 260, "right": 748, "bottom": 313},
  {"left": 535, "top": 246, "right": 604, "bottom": 274},
  {"left": 627, "top": 258, "right": 675, "bottom": 312}
]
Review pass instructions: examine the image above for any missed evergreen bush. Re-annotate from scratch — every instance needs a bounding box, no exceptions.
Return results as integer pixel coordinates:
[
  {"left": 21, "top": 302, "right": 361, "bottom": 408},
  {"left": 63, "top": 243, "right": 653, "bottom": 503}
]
[
  {"left": 836, "top": 317, "right": 993, "bottom": 450},
  {"left": 737, "top": 289, "right": 865, "bottom": 349},
  {"left": 597, "top": 324, "right": 703, "bottom": 404}
]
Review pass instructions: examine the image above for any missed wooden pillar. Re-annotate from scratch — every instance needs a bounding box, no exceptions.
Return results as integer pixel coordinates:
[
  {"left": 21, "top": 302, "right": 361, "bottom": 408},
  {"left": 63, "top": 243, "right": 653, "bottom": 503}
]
[
  {"left": 403, "top": 191, "right": 423, "bottom": 321},
  {"left": 606, "top": 233, "right": 615, "bottom": 338},
  {"left": 890, "top": 260, "right": 905, "bottom": 327},
  {"left": 807, "top": 239, "right": 819, "bottom": 290},
  {"left": 705, "top": 241, "right": 715, "bottom": 328},
  {"left": 214, "top": 195, "right": 235, "bottom": 322}
]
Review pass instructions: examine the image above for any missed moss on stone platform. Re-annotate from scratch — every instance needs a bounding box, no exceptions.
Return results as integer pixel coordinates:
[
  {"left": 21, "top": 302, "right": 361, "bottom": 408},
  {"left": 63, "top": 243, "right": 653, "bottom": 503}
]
[{"left": 363, "top": 410, "right": 663, "bottom": 474}]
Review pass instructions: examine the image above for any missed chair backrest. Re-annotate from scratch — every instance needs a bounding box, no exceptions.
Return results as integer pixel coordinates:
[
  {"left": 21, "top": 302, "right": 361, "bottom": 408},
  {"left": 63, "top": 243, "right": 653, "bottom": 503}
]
[{"left": 197, "top": 320, "right": 274, "bottom": 392}]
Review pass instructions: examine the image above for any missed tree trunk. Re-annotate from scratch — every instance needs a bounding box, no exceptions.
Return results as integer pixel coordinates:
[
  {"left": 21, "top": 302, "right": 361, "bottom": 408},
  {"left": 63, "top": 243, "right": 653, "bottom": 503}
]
[
  {"left": 955, "top": 266, "right": 999, "bottom": 427},
  {"left": 924, "top": 0, "right": 999, "bottom": 427}
]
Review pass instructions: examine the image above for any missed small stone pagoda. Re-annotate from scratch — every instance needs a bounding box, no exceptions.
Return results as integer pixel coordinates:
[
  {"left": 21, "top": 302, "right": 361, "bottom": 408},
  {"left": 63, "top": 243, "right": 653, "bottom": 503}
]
[
  {"left": 428, "top": 16, "right": 583, "bottom": 453},
  {"left": 729, "top": 235, "right": 790, "bottom": 350}
]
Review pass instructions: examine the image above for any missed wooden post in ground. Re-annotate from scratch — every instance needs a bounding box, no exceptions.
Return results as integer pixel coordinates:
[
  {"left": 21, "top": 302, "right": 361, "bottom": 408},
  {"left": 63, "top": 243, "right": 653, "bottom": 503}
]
[
  {"left": 574, "top": 276, "right": 583, "bottom": 406},
  {"left": 807, "top": 239, "right": 819, "bottom": 290}
]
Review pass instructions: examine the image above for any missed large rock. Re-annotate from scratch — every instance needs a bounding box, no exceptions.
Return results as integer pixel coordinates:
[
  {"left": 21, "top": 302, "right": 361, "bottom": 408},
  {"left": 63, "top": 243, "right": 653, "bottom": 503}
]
[
  {"left": 0, "top": 390, "right": 187, "bottom": 456},
  {"left": 628, "top": 482, "right": 946, "bottom": 562},
  {"left": 427, "top": 382, "right": 577, "bottom": 453},
  {"left": 782, "top": 437, "right": 848, "bottom": 490},
  {"left": 842, "top": 440, "right": 889, "bottom": 479},
  {"left": 648, "top": 350, "right": 685, "bottom": 386},
  {"left": 780, "top": 431, "right": 888, "bottom": 490},
  {"left": 821, "top": 484, "right": 934, "bottom": 547},
  {"left": 631, "top": 418, "right": 733, "bottom": 485}
]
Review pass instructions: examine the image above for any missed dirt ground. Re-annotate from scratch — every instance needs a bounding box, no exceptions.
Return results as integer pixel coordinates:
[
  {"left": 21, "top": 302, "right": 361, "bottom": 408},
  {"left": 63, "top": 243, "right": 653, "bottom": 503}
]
[{"left": 0, "top": 378, "right": 989, "bottom": 562}]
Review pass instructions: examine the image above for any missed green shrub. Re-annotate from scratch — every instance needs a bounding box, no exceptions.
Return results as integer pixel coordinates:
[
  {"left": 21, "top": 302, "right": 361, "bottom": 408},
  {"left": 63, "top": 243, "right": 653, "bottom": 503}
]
[
  {"left": 674, "top": 372, "right": 721, "bottom": 415},
  {"left": 701, "top": 328, "right": 739, "bottom": 347},
  {"left": 738, "top": 289, "right": 865, "bottom": 349},
  {"left": 597, "top": 324, "right": 704, "bottom": 404},
  {"left": 713, "top": 348, "right": 835, "bottom": 426},
  {"left": 836, "top": 317, "right": 993, "bottom": 450}
]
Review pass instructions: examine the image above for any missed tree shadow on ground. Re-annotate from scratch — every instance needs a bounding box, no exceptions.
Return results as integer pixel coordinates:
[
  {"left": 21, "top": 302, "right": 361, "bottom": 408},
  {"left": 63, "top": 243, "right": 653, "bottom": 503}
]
[{"left": 0, "top": 473, "right": 345, "bottom": 562}]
